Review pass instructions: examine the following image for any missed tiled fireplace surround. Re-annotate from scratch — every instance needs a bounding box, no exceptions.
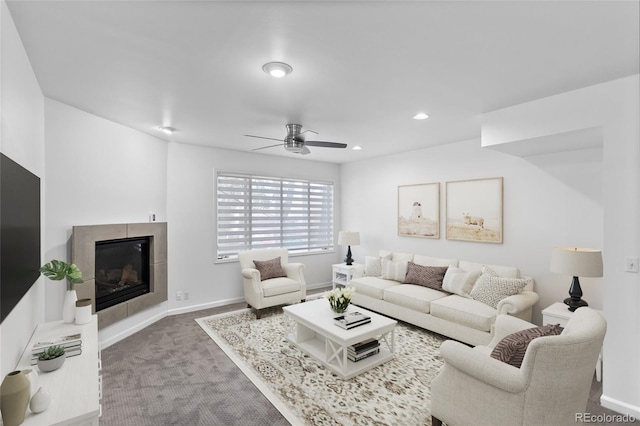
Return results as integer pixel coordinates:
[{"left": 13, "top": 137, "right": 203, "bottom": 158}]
[{"left": 72, "top": 222, "right": 168, "bottom": 329}]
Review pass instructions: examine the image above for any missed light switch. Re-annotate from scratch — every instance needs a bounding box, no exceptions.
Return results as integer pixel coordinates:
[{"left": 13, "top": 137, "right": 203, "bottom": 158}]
[{"left": 625, "top": 257, "right": 639, "bottom": 273}]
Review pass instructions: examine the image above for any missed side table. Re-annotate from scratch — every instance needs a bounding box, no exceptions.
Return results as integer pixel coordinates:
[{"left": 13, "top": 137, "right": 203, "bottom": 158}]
[
  {"left": 332, "top": 263, "right": 362, "bottom": 289},
  {"left": 541, "top": 302, "right": 603, "bottom": 382}
]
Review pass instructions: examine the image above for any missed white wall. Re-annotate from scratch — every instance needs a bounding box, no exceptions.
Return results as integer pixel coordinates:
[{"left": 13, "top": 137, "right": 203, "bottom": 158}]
[
  {"left": 166, "top": 142, "right": 342, "bottom": 315},
  {"left": 44, "top": 99, "right": 169, "bottom": 343},
  {"left": 481, "top": 75, "right": 640, "bottom": 416},
  {"left": 0, "top": 1, "right": 45, "bottom": 377},
  {"left": 341, "top": 139, "right": 604, "bottom": 324}
]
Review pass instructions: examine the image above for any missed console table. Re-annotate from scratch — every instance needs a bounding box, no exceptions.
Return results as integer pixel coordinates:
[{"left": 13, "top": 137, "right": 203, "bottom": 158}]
[{"left": 16, "top": 316, "right": 101, "bottom": 425}]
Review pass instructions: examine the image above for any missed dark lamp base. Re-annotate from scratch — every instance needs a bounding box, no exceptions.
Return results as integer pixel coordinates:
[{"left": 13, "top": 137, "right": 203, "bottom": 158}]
[
  {"left": 564, "top": 297, "right": 588, "bottom": 312},
  {"left": 344, "top": 246, "right": 353, "bottom": 266}
]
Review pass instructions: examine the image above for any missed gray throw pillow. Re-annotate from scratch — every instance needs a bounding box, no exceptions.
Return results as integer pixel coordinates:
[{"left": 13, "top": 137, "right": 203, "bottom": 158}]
[
  {"left": 490, "top": 324, "right": 562, "bottom": 368},
  {"left": 253, "top": 257, "right": 286, "bottom": 281},
  {"left": 403, "top": 262, "right": 449, "bottom": 291}
]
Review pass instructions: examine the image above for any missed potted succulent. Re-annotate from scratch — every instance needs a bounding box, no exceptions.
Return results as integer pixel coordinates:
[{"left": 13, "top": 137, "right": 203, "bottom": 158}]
[
  {"left": 37, "top": 345, "right": 66, "bottom": 372},
  {"left": 40, "top": 260, "right": 83, "bottom": 323}
]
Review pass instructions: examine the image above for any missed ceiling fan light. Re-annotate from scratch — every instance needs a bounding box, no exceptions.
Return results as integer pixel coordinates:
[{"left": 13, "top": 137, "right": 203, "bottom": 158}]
[
  {"left": 158, "top": 126, "right": 175, "bottom": 134},
  {"left": 352, "top": 146, "right": 363, "bottom": 150},
  {"left": 262, "top": 62, "right": 293, "bottom": 78}
]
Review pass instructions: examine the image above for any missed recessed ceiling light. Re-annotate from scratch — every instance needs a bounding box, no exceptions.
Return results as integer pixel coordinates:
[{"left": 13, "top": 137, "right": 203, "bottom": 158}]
[
  {"left": 158, "top": 126, "right": 176, "bottom": 135},
  {"left": 413, "top": 113, "right": 429, "bottom": 120},
  {"left": 352, "top": 146, "right": 363, "bottom": 150},
  {"left": 262, "top": 62, "right": 293, "bottom": 78}
]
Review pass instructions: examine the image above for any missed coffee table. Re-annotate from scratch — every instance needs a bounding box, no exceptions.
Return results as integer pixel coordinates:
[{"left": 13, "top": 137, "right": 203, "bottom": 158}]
[{"left": 282, "top": 298, "right": 397, "bottom": 379}]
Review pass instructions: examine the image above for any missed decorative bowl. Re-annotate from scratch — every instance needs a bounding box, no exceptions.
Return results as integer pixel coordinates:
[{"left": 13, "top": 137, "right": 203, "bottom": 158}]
[{"left": 37, "top": 355, "right": 65, "bottom": 373}]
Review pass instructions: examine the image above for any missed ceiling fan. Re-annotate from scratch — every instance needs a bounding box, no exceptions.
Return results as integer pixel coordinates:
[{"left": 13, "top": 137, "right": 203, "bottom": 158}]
[{"left": 244, "top": 124, "right": 347, "bottom": 155}]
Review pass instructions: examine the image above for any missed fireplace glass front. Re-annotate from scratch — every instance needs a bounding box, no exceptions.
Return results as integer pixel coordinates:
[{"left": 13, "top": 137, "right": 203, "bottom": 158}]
[{"left": 95, "top": 237, "right": 150, "bottom": 311}]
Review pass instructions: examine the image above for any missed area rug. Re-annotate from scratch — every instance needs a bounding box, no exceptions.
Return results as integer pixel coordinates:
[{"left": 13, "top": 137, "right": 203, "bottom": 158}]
[{"left": 195, "top": 306, "right": 445, "bottom": 426}]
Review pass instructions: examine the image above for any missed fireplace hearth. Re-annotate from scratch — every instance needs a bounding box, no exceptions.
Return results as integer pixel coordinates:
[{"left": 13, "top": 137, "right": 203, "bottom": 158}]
[{"left": 95, "top": 237, "right": 150, "bottom": 311}]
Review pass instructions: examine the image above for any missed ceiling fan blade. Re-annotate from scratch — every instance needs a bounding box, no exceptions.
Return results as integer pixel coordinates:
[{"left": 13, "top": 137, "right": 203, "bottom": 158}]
[
  {"left": 301, "top": 146, "right": 311, "bottom": 155},
  {"left": 251, "top": 143, "right": 282, "bottom": 151},
  {"left": 244, "top": 134, "right": 284, "bottom": 143},
  {"left": 304, "top": 141, "right": 347, "bottom": 149}
]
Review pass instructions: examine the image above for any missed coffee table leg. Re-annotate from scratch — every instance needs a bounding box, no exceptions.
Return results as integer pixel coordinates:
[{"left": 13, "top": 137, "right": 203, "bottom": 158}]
[
  {"left": 380, "top": 329, "right": 395, "bottom": 353},
  {"left": 326, "top": 338, "right": 347, "bottom": 373}
]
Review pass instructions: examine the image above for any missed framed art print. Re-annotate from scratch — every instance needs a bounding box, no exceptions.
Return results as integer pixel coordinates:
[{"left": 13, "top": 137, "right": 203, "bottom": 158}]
[
  {"left": 446, "top": 177, "right": 503, "bottom": 243},
  {"left": 398, "top": 182, "right": 440, "bottom": 238}
]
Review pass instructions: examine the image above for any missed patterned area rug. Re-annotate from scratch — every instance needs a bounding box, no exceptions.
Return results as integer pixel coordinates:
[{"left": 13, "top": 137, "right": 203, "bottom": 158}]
[{"left": 195, "top": 306, "right": 445, "bottom": 426}]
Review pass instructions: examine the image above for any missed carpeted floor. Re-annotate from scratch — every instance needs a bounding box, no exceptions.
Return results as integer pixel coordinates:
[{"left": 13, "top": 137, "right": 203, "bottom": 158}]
[{"left": 100, "top": 288, "right": 624, "bottom": 426}]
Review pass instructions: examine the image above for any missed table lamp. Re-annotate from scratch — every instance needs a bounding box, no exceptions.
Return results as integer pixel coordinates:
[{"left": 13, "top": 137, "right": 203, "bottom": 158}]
[
  {"left": 338, "top": 231, "right": 360, "bottom": 266},
  {"left": 550, "top": 246, "right": 603, "bottom": 312}
]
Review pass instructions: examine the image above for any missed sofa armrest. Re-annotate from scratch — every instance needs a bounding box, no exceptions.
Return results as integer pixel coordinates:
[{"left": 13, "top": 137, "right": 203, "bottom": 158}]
[
  {"left": 439, "top": 340, "right": 527, "bottom": 393},
  {"left": 352, "top": 264, "right": 365, "bottom": 279},
  {"left": 488, "top": 314, "right": 537, "bottom": 348},
  {"left": 282, "top": 263, "right": 306, "bottom": 284},
  {"left": 496, "top": 290, "right": 539, "bottom": 316},
  {"left": 242, "top": 267, "right": 260, "bottom": 281}
]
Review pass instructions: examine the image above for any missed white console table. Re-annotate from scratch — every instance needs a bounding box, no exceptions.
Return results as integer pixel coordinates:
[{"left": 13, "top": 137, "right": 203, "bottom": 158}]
[{"left": 15, "top": 316, "right": 101, "bottom": 426}]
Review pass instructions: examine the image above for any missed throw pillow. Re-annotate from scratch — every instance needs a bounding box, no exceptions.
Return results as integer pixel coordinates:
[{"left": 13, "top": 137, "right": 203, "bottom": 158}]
[
  {"left": 403, "top": 262, "right": 449, "bottom": 291},
  {"left": 253, "top": 257, "right": 286, "bottom": 281},
  {"left": 490, "top": 324, "right": 562, "bottom": 368},
  {"left": 442, "top": 267, "right": 481, "bottom": 297},
  {"left": 381, "top": 258, "right": 408, "bottom": 282},
  {"left": 364, "top": 256, "right": 383, "bottom": 277},
  {"left": 469, "top": 269, "right": 528, "bottom": 308}
]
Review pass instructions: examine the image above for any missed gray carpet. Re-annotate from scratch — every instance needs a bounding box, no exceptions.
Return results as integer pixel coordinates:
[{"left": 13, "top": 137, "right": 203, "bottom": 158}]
[{"left": 100, "top": 290, "right": 624, "bottom": 426}]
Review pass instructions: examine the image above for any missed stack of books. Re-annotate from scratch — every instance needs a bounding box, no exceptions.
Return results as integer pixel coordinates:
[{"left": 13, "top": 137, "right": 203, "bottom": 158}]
[
  {"left": 30, "top": 332, "right": 83, "bottom": 365},
  {"left": 333, "top": 312, "right": 371, "bottom": 329},
  {"left": 347, "top": 338, "right": 380, "bottom": 362}
]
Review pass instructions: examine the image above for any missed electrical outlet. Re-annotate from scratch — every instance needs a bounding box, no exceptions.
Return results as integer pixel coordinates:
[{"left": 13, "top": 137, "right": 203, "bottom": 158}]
[
  {"left": 184, "top": 291, "right": 190, "bottom": 300},
  {"left": 176, "top": 291, "right": 184, "bottom": 301},
  {"left": 625, "top": 257, "right": 639, "bottom": 273}
]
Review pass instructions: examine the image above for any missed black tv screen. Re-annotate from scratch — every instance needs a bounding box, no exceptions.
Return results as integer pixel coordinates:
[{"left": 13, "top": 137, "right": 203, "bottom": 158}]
[{"left": 1, "top": 153, "right": 41, "bottom": 323}]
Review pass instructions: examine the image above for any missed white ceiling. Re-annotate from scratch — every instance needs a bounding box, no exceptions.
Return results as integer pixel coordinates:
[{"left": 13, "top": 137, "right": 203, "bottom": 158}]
[{"left": 7, "top": 1, "right": 639, "bottom": 164}]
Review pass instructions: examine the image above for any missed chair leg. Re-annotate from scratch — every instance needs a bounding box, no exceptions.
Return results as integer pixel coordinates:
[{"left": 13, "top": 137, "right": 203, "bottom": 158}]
[
  {"left": 255, "top": 309, "right": 262, "bottom": 319},
  {"left": 247, "top": 303, "right": 251, "bottom": 309},
  {"left": 431, "top": 416, "right": 442, "bottom": 426},
  {"left": 301, "top": 299, "right": 306, "bottom": 303}
]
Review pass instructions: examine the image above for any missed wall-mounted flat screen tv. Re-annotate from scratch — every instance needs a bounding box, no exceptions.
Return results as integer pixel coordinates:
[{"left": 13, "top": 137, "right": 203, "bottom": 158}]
[{"left": 1, "top": 153, "right": 41, "bottom": 323}]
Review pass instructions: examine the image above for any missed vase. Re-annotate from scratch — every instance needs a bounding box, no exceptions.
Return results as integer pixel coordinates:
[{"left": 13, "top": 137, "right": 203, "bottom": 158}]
[
  {"left": 62, "top": 289, "right": 77, "bottom": 323},
  {"left": 1, "top": 370, "right": 30, "bottom": 426},
  {"left": 331, "top": 301, "right": 350, "bottom": 314},
  {"left": 29, "top": 387, "right": 51, "bottom": 414},
  {"left": 37, "top": 355, "right": 66, "bottom": 373}
]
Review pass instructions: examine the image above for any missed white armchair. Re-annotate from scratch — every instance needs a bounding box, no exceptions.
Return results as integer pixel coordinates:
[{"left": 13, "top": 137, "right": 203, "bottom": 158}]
[
  {"left": 431, "top": 307, "right": 606, "bottom": 426},
  {"left": 238, "top": 248, "right": 306, "bottom": 319}
]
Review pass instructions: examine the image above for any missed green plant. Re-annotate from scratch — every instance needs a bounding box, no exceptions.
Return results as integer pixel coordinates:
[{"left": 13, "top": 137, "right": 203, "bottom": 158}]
[
  {"left": 40, "top": 260, "right": 83, "bottom": 290},
  {"left": 38, "top": 345, "right": 65, "bottom": 361}
]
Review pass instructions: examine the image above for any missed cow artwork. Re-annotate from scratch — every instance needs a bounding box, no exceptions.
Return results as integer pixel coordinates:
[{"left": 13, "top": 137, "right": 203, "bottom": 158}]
[
  {"left": 446, "top": 177, "right": 503, "bottom": 243},
  {"left": 462, "top": 213, "right": 484, "bottom": 229}
]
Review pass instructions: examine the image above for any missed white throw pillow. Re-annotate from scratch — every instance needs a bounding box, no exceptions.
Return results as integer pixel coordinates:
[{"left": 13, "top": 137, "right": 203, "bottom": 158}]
[
  {"left": 364, "top": 256, "right": 383, "bottom": 277},
  {"left": 470, "top": 267, "right": 528, "bottom": 308},
  {"left": 382, "top": 258, "right": 408, "bottom": 282},
  {"left": 442, "top": 267, "right": 481, "bottom": 297},
  {"left": 414, "top": 254, "right": 458, "bottom": 267}
]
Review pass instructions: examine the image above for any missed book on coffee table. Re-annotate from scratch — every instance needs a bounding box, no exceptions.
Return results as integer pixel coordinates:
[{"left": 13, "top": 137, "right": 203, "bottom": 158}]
[{"left": 334, "top": 312, "right": 372, "bottom": 329}]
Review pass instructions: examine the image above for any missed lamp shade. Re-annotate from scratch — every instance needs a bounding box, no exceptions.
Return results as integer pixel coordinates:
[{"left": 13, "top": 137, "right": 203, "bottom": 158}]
[
  {"left": 338, "top": 231, "right": 360, "bottom": 246},
  {"left": 550, "top": 247, "right": 603, "bottom": 277}
]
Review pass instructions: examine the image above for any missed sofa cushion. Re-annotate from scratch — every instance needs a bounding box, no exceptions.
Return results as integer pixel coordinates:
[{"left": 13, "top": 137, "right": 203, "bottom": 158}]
[
  {"left": 413, "top": 254, "right": 459, "bottom": 267},
  {"left": 261, "top": 277, "right": 301, "bottom": 297},
  {"left": 382, "top": 258, "right": 409, "bottom": 281},
  {"left": 490, "top": 324, "right": 562, "bottom": 368},
  {"left": 458, "top": 260, "right": 520, "bottom": 278},
  {"left": 470, "top": 267, "right": 529, "bottom": 308},
  {"left": 253, "top": 257, "right": 286, "bottom": 281},
  {"left": 383, "top": 284, "right": 448, "bottom": 313},
  {"left": 364, "top": 256, "right": 383, "bottom": 277},
  {"left": 349, "top": 276, "right": 399, "bottom": 300},
  {"left": 442, "top": 267, "right": 481, "bottom": 298},
  {"left": 403, "top": 262, "right": 449, "bottom": 291},
  {"left": 430, "top": 295, "right": 498, "bottom": 332}
]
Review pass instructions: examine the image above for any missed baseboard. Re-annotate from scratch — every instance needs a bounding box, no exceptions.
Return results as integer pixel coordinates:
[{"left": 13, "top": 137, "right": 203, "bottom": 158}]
[
  {"left": 600, "top": 394, "right": 640, "bottom": 419},
  {"left": 99, "top": 309, "right": 168, "bottom": 350},
  {"left": 168, "top": 296, "right": 246, "bottom": 316}
]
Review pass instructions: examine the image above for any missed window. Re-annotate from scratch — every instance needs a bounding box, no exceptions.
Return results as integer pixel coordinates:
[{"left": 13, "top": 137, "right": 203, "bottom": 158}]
[{"left": 216, "top": 172, "right": 334, "bottom": 259}]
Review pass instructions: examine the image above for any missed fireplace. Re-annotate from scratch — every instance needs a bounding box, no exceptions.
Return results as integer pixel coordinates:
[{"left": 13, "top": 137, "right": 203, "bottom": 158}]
[
  {"left": 72, "top": 222, "right": 167, "bottom": 329},
  {"left": 95, "top": 237, "right": 151, "bottom": 311}
]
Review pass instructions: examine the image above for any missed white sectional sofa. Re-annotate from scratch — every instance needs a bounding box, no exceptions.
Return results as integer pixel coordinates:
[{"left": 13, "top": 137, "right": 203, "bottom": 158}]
[{"left": 349, "top": 251, "right": 539, "bottom": 346}]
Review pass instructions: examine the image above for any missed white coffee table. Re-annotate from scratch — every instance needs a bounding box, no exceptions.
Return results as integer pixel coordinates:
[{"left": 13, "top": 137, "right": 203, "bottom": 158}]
[{"left": 282, "top": 298, "right": 397, "bottom": 379}]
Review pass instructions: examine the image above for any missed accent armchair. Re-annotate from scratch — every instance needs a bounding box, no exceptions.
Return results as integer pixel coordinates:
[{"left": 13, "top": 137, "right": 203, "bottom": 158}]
[
  {"left": 431, "top": 307, "right": 606, "bottom": 426},
  {"left": 238, "top": 248, "right": 306, "bottom": 319}
]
